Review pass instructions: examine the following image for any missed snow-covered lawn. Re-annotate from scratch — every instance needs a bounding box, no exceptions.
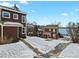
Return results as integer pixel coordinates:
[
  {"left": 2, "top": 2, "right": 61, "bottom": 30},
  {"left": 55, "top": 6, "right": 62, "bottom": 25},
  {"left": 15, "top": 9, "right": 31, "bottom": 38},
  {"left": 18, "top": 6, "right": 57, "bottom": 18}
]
[
  {"left": 25, "top": 36, "right": 71, "bottom": 54},
  {"left": 58, "top": 43, "right": 79, "bottom": 58},
  {"left": 0, "top": 41, "right": 36, "bottom": 58},
  {"left": 46, "top": 39, "right": 71, "bottom": 47}
]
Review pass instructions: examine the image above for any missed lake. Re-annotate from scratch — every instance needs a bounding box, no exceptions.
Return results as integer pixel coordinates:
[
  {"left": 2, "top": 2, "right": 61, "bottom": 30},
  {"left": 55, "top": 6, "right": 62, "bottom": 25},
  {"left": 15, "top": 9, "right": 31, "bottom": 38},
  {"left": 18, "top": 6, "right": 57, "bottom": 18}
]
[{"left": 58, "top": 28, "right": 69, "bottom": 36}]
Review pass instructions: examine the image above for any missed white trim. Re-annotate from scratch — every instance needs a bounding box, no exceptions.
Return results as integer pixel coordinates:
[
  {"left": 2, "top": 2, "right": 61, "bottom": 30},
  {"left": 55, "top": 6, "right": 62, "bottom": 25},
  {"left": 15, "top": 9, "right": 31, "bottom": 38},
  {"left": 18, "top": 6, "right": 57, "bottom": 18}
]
[
  {"left": 4, "top": 22, "right": 23, "bottom": 27},
  {"left": 53, "top": 29, "right": 56, "bottom": 32},
  {"left": 2, "top": 11, "right": 10, "bottom": 18},
  {"left": 53, "top": 34, "right": 56, "bottom": 37},
  {"left": 22, "top": 15, "right": 26, "bottom": 23},
  {"left": 0, "top": 23, "right": 3, "bottom": 40},
  {"left": 3, "top": 25, "right": 22, "bottom": 27},
  {"left": 1, "top": 24, "right": 3, "bottom": 41},
  {"left": 49, "top": 29, "right": 51, "bottom": 31},
  {"left": 13, "top": 13, "right": 18, "bottom": 20},
  {"left": 0, "top": 9, "right": 1, "bottom": 21},
  {"left": 0, "top": 23, "right": 20, "bottom": 39}
]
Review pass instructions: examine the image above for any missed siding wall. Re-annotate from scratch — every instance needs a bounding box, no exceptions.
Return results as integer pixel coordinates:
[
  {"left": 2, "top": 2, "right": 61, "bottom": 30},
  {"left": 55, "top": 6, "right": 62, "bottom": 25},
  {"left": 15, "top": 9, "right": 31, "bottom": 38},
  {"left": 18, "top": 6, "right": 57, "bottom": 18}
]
[
  {"left": 1, "top": 9, "right": 26, "bottom": 23},
  {"left": 0, "top": 9, "right": 26, "bottom": 38},
  {"left": 43, "top": 27, "right": 58, "bottom": 39}
]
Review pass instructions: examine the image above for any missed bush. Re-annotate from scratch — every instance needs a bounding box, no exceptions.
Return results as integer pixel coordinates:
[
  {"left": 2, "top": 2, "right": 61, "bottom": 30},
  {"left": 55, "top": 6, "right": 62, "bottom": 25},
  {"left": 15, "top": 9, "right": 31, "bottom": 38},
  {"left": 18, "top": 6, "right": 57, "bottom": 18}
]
[
  {"left": 58, "top": 33, "right": 63, "bottom": 38},
  {"left": 67, "top": 22, "right": 79, "bottom": 43}
]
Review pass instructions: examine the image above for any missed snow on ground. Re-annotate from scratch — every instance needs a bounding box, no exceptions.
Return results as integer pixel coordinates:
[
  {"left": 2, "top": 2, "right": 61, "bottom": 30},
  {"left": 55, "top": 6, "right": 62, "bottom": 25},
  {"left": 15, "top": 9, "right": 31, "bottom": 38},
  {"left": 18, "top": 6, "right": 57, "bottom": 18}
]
[
  {"left": 25, "top": 36, "right": 71, "bottom": 54},
  {"left": 0, "top": 41, "right": 36, "bottom": 58},
  {"left": 26, "top": 36, "right": 53, "bottom": 54},
  {"left": 46, "top": 39, "right": 71, "bottom": 47},
  {"left": 58, "top": 43, "right": 79, "bottom": 58}
]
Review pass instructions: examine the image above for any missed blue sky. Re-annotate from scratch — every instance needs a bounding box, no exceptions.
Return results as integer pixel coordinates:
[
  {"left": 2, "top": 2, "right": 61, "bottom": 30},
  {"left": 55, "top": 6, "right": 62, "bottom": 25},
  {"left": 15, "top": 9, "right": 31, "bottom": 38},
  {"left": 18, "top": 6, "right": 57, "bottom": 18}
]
[{"left": 0, "top": 1, "right": 79, "bottom": 26}]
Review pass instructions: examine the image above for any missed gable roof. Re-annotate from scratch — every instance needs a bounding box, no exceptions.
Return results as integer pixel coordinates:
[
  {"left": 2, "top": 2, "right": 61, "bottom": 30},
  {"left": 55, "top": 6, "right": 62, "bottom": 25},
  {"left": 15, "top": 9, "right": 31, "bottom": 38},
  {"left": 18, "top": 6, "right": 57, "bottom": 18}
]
[
  {"left": 0, "top": 5, "right": 26, "bottom": 15},
  {"left": 44, "top": 25, "right": 58, "bottom": 29}
]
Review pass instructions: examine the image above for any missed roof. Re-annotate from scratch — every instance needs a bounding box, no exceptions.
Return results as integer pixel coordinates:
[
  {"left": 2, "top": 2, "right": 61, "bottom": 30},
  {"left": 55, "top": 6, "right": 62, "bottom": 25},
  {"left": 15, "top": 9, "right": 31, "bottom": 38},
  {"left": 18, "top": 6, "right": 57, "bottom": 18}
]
[
  {"left": 44, "top": 25, "right": 58, "bottom": 28},
  {"left": 0, "top": 5, "right": 26, "bottom": 15},
  {"left": 0, "top": 22, "right": 24, "bottom": 27}
]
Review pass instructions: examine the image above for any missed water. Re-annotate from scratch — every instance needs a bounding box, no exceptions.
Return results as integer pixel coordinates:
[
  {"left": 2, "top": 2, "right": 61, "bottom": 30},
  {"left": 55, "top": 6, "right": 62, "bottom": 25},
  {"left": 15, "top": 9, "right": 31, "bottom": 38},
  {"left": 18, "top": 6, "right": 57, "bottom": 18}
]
[{"left": 58, "top": 28, "right": 69, "bottom": 36}]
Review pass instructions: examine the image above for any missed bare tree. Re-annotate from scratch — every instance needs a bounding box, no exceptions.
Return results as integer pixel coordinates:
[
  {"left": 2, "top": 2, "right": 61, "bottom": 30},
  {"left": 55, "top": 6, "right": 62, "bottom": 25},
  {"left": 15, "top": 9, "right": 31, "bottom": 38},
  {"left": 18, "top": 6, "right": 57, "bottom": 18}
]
[{"left": 67, "top": 22, "right": 79, "bottom": 43}]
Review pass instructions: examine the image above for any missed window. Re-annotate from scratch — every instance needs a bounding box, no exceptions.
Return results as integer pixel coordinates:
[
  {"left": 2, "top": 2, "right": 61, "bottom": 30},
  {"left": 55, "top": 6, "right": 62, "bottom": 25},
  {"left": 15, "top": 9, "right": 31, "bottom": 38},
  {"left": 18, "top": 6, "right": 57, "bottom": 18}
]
[
  {"left": 45, "top": 28, "right": 49, "bottom": 32},
  {"left": 22, "top": 15, "right": 25, "bottom": 23},
  {"left": 53, "top": 29, "right": 56, "bottom": 32},
  {"left": 22, "top": 27, "right": 26, "bottom": 34},
  {"left": 53, "top": 34, "right": 56, "bottom": 37},
  {"left": 2, "top": 11, "right": 10, "bottom": 18},
  {"left": 49, "top": 29, "right": 51, "bottom": 31},
  {"left": 13, "top": 14, "right": 18, "bottom": 19}
]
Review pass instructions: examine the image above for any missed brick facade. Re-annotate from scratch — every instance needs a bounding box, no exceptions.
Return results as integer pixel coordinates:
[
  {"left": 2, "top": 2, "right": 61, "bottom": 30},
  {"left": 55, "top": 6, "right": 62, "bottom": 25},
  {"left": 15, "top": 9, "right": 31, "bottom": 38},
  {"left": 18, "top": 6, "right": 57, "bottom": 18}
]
[{"left": 43, "top": 25, "right": 58, "bottom": 39}]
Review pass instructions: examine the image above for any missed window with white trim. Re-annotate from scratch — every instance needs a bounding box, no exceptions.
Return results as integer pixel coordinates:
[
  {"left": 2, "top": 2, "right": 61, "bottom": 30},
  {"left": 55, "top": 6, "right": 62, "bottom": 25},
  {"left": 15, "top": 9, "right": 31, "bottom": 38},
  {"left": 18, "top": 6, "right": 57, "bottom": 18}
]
[
  {"left": 53, "top": 29, "right": 56, "bottom": 32},
  {"left": 13, "top": 14, "right": 18, "bottom": 19},
  {"left": 49, "top": 29, "right": 51, "bottom": 31},
  {"left": 53, "top": 34, "right": 56, "bottom": 37},
  {"left": 22, "top": 27, "right": 26, "bottom": 34},
  {"left": 2, "top": 11, "right": 10, "bottom": 18},
  {"left": 22, "top": 15, "right": 25, "bottom": 23}
]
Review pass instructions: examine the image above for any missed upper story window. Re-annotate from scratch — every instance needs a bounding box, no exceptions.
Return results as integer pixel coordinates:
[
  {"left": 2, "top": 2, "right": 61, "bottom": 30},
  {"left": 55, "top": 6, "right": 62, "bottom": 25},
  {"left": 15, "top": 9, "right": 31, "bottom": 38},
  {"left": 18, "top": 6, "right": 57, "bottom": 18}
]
[
  {"left": 2, "top": 11, "right": 10, "bottom": 18},
  {"left": 13, "top": 14, "right": 18, "bottom": 20},
  {"left": 22, "top": 15, "right": 26, "bottom": 23},
  {"left": 45, "top": 28, "right": 49, "bottom": 32},
  {"left": 49, "top": 29, "right": 51, "bottom": 31},
  {"left": 53, "top": 29, "right": 56, "bottom": 32}
]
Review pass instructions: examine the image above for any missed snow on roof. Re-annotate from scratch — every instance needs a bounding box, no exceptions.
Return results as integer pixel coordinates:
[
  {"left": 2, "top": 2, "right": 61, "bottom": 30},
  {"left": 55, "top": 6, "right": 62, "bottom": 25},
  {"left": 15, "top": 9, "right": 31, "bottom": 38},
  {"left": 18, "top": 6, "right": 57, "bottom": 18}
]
[
  {"left": 0, "top": 41, "right": 36, "bottom": 58},
  {"left": 25, "top": 36, "right": 71, "bottom": 54},
  {"left": 58, "top": 43, "right": 79, "bottom": 58},
  {"left": 3, "top": 22, "right": 24, "bottom": 27}
]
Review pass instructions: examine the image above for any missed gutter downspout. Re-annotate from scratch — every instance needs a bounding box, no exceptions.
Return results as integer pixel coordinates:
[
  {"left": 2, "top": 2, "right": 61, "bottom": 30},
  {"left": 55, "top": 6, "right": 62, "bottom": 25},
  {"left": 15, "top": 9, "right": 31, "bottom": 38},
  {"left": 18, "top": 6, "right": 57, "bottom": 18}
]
[{"left": 0, "top": 9, "right": 3, "bottom": 41}]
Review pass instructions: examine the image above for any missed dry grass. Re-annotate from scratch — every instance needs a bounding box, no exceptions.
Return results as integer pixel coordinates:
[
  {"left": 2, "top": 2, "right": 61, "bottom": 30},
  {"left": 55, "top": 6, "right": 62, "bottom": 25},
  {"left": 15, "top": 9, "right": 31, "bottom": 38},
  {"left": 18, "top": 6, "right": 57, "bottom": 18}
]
[
  {"left": 48, "top": 49, "right": 61, "bottom": 57},
  {"left": 0, "top": 36, "right": 14, "bottom": 44}
]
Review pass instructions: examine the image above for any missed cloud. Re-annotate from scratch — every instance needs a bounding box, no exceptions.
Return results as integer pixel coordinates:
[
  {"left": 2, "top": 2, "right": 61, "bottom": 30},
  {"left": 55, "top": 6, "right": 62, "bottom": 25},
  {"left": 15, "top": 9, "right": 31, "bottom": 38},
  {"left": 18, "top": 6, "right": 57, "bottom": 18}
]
[
  {"left": 27, "top": 10, "right": 36, "bottom": 14},
  {"left": 0, "top": 1, "right": 20, "bottom": 8},
  {"left": 20, "top": 1, "right": 29, "bottom": 4},
  {"left": 61, "top": 13, "right": 69, "bottom": 16},
  {"left": 70, "top": 12, "right": 74, "bottom": 15},
  {"left": 75, "top": 8, "right": 79, "bottom": 11},
  {"left": 30, "top": 10, "right": 36, "bottom": 13},
  {"left": 0, "top": 1, "right": 14, "bottom": 7}
]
